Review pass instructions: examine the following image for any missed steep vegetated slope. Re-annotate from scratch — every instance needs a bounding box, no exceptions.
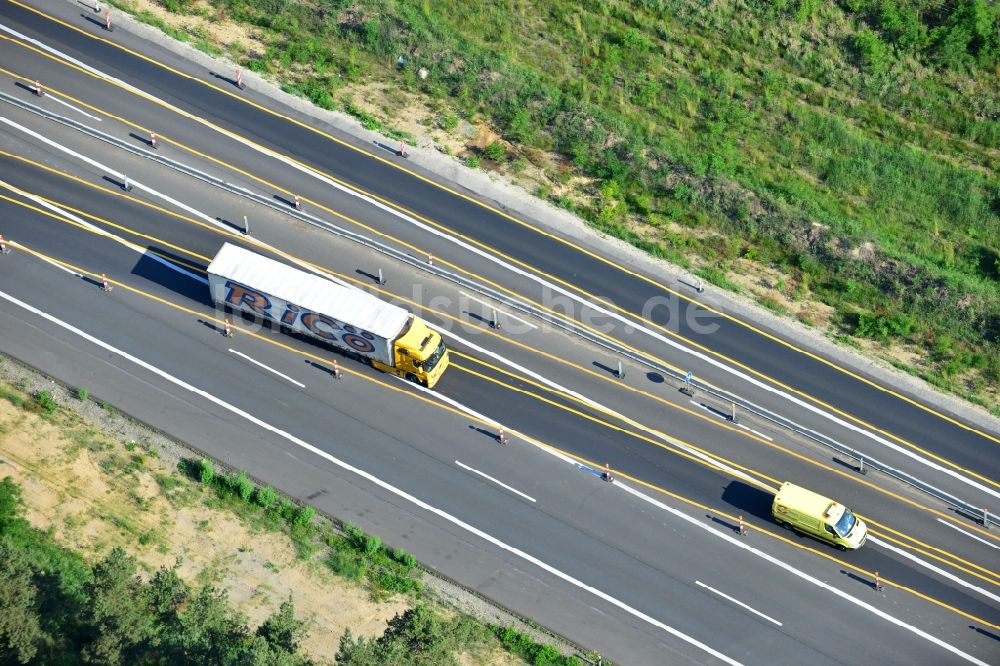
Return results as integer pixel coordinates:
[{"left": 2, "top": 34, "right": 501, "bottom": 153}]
[{"left": 128, "top": 0, "right": 999, "bottom": 410}]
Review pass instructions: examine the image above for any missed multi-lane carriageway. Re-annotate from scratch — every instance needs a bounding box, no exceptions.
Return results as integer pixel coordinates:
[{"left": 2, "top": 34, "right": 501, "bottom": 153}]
[{"left": 0, "top": 1, "right": 997, "bottom": 663}]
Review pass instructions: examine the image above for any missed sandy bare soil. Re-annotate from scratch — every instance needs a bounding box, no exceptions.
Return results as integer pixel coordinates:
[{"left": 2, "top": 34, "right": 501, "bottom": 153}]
[{"left": 0, "top": 391, "right": 409, "bottom": 663}]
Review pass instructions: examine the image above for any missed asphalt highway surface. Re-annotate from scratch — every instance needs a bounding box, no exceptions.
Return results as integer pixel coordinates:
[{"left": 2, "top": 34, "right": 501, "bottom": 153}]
[{"left": 0, "top": 2, "right": 997, "bottom": 664}]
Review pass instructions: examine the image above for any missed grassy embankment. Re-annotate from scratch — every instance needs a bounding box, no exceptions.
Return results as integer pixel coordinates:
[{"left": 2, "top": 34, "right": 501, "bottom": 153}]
[
  {"left": 111, "top": 0, "right": 998, "bottom": 413},
  {"left": 0, "top": 367, "right": 586, "bottom": 665}
]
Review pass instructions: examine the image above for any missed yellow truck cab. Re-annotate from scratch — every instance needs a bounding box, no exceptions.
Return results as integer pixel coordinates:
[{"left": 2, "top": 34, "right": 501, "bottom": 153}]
[
  {"left": 378, "top": 317, "right": 449, "bottom": 388},
  {"left": 772, "top": 482, "right": 867, "bottom": 551}
]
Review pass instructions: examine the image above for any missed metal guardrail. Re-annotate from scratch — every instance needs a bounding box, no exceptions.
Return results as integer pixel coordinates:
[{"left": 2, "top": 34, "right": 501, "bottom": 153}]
[{"left": 4, "top": 91, "right": 994, "bottom": 529}]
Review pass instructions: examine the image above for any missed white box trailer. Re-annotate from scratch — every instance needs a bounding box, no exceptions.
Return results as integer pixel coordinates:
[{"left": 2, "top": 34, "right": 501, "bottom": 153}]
[{"left": 207, "top": 243, "right": 448, "bottom": 387}]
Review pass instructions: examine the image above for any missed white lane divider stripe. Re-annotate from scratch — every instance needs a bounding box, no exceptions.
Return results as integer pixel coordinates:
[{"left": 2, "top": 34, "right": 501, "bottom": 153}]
[
  {"left": 41, "top": 92, "right": 103, "bottom": 121},
  {"left": 4, "top": 20, "right": 991, "bottom": 502},
  {"left": 0, "top": 289, "right": 741, "bottom": 666},
  {"left": 867, "top": 536, "right": 1000, "bottom": 604},
  {"left": 0, "top": 177, "right": 208, "bottom": 285},
  {"left": 695, "top": 580, "right": 783, "bottom": 627},
  {"left": 936, "top": 519, "right": 1000, "bottom": 550},
  {"left": 456, "top": 461, "right": 536, "bottom": 502},
  {"left": 736, "top": 423, "right": 773, "bottom": 441},
  {"left": 613, "top": 481, "right": 988, "bottom": 666},
  {"left": 458, "top": 291, "right": 537, "bottom": 329},
  {"left": 430, "top": 325, "right": 761, "bottom": 485},
  {"left": 228, "top": 349, "right": 304, "bottom": 388}
]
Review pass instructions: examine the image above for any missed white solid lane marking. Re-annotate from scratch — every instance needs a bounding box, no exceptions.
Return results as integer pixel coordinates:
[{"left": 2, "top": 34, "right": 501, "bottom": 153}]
[
  {"left": 0, "top": 178, "right": 208, "bottom": 285},
  {"left": 612, "top": 481, "right": 988, "bottom": 666},
  {"left": 431, "top": 325, "right": 762, "bottom": 486},
  {"left": 695, "top": 580, "right": 783, "bottom": 627},
  {"left": 0, "top": 117, "right": 229, "bottom": 232},
  {"left": 42, "top": 92, "right": 103, "bottom": 121},
  {"left": 455, "top": 461, "right": 536, "bottom": 502},
  {"left": 228, "top": 349, "right": 304, "bottom": 388},
  {"left": 867, "top": 536, "right": 1000, "bottom": 604},
  {"left": 5, "top": 21, "right": 990, "bottom": 501},
  {"left": 0, "top": 289, "right": 741, "bottom": 666},
  {"left": 936, "top": 519, "right": 1000, "bottom": 550},
  {"left": 458, "top": 291, "right": 537, "bottom": 328},
  {"left": 736, "top": 423, "right": 773, "bottom": 442}
]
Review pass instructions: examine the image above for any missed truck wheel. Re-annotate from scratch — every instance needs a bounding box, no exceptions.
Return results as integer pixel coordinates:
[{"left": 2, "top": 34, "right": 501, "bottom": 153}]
[{"left": 405, "top": 373, "right": 417, "bottom": 383}]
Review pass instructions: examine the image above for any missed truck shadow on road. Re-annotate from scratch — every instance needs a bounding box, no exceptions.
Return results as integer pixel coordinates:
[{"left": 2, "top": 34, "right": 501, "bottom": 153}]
[{"left": 131, "top": 249, "right": 212, "bottom": 307}]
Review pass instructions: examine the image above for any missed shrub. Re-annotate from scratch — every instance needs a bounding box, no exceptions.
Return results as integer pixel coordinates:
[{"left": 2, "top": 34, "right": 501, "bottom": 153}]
[
  {"left": 231, "top": 471, "right": 254, "bottom": 502},
  {"left": 392, "top": 547, "right": 416, "bottom": 568},
  {"left": 464, "top": 155, "right": 481, "bottom": 169},
  {"left": 329, "top": 551, "right": 366, "bottom": 580},
  {"left": 483, "top": 140, "right": 505, "bottom": 161},
  {"left": 437, "top": 111, "right": 459, "bottom": 131},
  {"left": 855, "top": 311, "right": 916, "bottom": 340},
  {"left": 362, "top": 533, "right": 381, "bottom": 556},
  {"left": 198, "top": 459, "right": 214, "bottom": 485},
  {"left": 37, "top": 390, "right": 57, "bottom": 414},
  {"left": 854, "top": 28, "right": 891, "bottom": 74},
  {"left": 76, "top": 387, "right": 89, "bottom": 401},
  {"left": 293, "top": 505, "right": 315, "bottom": 527},
  {"left": 254, "top": 485, "right": 278, "bottom": 509}
]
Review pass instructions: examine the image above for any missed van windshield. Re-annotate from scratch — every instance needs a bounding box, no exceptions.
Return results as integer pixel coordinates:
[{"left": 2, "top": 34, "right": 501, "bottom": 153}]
[{"left": 834, "top": 509, "right": 856, "bottom": 538}]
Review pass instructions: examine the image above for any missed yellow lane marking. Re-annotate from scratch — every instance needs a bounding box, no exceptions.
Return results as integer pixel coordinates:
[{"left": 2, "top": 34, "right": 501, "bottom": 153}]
[
  {"left": 450, "top": 360, "right": 782, "bottom": 491},
  {"left": 7, "top": 160, "right": 1000, "bottom": 579},
  {"left": 453, "top": 349, "right": 1000, "bottom": 546},
  {"left": 8, "top": 156, "right": 1000, "bottom": 587},
  {"left": 12, "top": 0, "right": 997, "bottom": 455},
  {"left": 616, "top": 469, "right": 1000, "bottom": 631},
  {"left": 866, "top": 526, "right": 1000, "bottom": 588},
  {"left": 452, "top": 350, "right": 1000, "bottom": 579},
  {"left": 0, "top": 191, "right": 204, "bottom": 275},
  {"left": 5, "top": 229, "right": 997, "bottom": 631},
  {"left": 6, "top": 26, "right": 994, "bottom": 508}
]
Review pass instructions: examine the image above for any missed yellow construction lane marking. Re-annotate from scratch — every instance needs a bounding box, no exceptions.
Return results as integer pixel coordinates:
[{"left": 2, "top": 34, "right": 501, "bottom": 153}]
[
  {"left": 7, "top": 157, "right": 1000, "bottom": 589},
  {"left": 450, "top": 360, "right": 782, "bottom": 491},
  {"left": 6, "top": 25, "right": 996, "bottom": 513},
  {"left": 4, "top": 227, "right": 997, "bottom": 631},
  {"left": 615, "top": 468, "right": 1000, "bottom": 631},
  {"left": 451, "top": 353, "right": 1000, "bottom": 582},
  {"left": 7, "top": 160, "right": 1000, "bottom": 580},
  {"left": 453, "top": 349, "right": 1000, "bottom": 546},
  {"left": 12, "top": 0, "right": 998, "bottom": 456},
  {"left": 865, "top": 526, "right": 1000, "bottom": 588}
]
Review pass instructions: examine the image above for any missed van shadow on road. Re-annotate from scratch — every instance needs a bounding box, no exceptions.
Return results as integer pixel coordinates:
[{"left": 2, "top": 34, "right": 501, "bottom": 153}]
[{"left": 720, "top": 480, "right": 774, "bottom": 523}]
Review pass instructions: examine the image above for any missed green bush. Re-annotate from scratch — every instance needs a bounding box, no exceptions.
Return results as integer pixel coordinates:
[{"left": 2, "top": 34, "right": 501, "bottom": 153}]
[
  {"left": 854, "top": 28, "right": 891, "bottom": 74},
  {"left": 231, "top": 471, "right": 254, "bottom": 502},
  {"left": 329, "top": 551, "right": 366, "bottom": 581},
  {"left": 437, "top": 111, "right": 459, "bottom": 131},
  {"left": 854, "top": 311, "right": 917, "bottom": 340},
  {"left": 198, "top": 459, "right": 214, "bottom": 485},
  {"left": 254, "top": 485, "right": 278, "bottom": 509},
  {"left": 293, "top": 505, "right": 315, "bottom": 527},
  {"left": 483, "top": 140, "right": 506, "bottom": 161},
  {"left": 464, "top": 155, "right": 481, "bottom": 169},
  {"left": 76, "top": 387, "right": 89, "bottom": 401},
  {"left": 37, "top": 390, "right": 57, "bottom": 414},
  {"left": 362, "top": 533, "right": 381, "bottom": 556}
]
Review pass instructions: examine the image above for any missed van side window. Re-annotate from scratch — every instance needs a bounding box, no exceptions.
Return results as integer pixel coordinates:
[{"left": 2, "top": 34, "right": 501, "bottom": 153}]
[{"left": 824, "top": 525, "right": 835, "bottom": 534}]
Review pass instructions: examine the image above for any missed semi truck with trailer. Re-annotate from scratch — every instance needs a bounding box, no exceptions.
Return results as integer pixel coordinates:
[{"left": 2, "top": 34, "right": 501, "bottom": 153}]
[
  {"left": 772, "top": 482, "right": 868, "bottom": 550},
  {"left": 207, "top": 243, "right": 449, "bottom": 388}
]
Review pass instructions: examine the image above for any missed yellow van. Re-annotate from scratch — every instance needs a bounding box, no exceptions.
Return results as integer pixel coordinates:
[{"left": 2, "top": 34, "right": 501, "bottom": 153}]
[{"left": 772, "top": 482, "right": 867, "bottom": 550}]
